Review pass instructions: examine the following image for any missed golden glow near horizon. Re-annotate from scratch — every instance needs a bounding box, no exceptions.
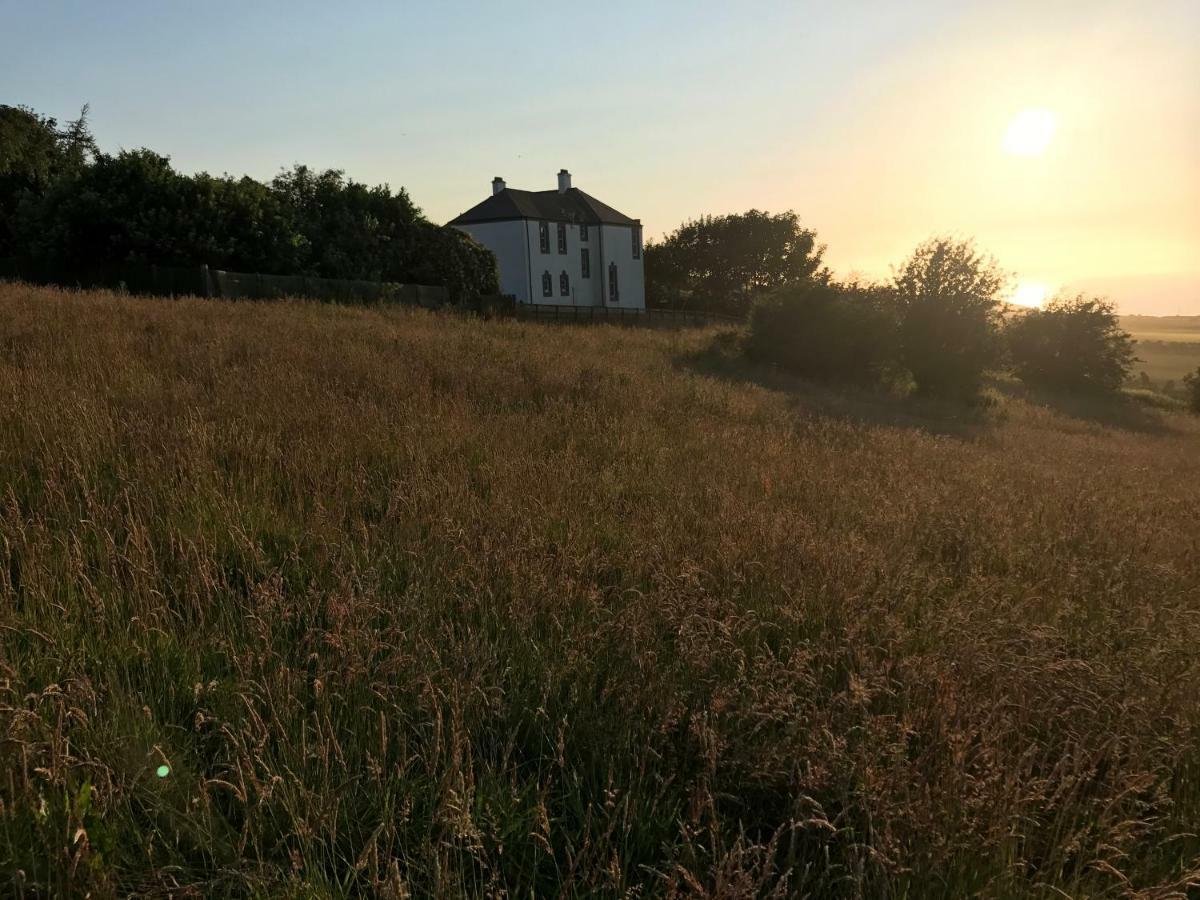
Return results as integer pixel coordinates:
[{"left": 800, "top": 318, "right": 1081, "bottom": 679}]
[
  {"left": 786, "top": 14, "right": 1200, "bottom": 317},
  {"left": 1002, "top": 108, "right": 1057, "bottom": 157},
  {"left": 1011, "top": 280, "right": 1049, "bottom": 308}
]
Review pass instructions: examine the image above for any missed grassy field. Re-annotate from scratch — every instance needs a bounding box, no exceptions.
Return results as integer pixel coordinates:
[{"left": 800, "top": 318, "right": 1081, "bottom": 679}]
[
  {"left": 1121, "top": 315, "right": 1200, "bottom": 388},
  {"left": 1121, "top": 316, "right": 1200, "bottom": 343},
  {"left": 2, "top": 282, "right": 1199, "bottom": 898}
]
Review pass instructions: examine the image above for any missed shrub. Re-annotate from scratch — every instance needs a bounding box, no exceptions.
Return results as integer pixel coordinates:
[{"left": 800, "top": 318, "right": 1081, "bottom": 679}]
[
  {"left": 1006, "top": 294, "right": 1136, "bottom": 393},
  {"left": 1185, "top": 367, "right": 1200, "bottom": 414},
  {"left": 745, "top": 279, "right": 899, "bottom": 384},
  {"left": 893, "top": 238, "right": 1007, "bottom": 396}
]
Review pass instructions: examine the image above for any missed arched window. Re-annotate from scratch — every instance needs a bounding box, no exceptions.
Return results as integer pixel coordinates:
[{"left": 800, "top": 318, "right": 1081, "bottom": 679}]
[
  {"left": 608, "top": 262, "right": 619, "bottom": 304},
  {"left": 542, "top": 271, "right": 553, "bottom": 297},
  {"left": 560, "top": 270, "right": 570, "bottom": 296}
]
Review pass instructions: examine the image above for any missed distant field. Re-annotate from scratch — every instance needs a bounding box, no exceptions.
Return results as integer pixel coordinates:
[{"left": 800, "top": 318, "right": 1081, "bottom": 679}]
[
  {"left": 1133, "top": 340, "right": 1200, "bottom": 384},
  {"left": 1120, "top": 316, "right": 1200, "bottom": 385},
  {"left": 1129, "top": 331, "right": 1200, "bottom": 344},
  {"left": 2, "top": 283, "right": 1199, "bottom": 897},
  {"left": 1121, "top": 315, "right": 1200, "bottom": 341}
]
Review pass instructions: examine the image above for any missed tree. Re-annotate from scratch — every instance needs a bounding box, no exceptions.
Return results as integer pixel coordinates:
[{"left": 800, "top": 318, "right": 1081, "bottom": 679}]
[
  {"left": 1184, "top": 367, "right": 1200, "bottom": 414},
  {"left": 11, "top": 148, "right": 191, "bottom": 273},
  {"left": 0, "top": 104, "right": 95, "bottom": 257},
  {"left": 2, "top": 102, "right": 499, "bottom": 301},
  {"left": 744, "top": 278, "right": 899, "bottom": 384},
  {"left": 270, "top": 165, "right": 423, "bottom": 280},
  {"left": 645, "top": 210, "right": 826, "bottom": 315},
  {"left": 893, "top": 237, "right": 1007, "bottom": 396},
  {"left": 1006, "top": 295, "right": 1136, "bottom": 393}
]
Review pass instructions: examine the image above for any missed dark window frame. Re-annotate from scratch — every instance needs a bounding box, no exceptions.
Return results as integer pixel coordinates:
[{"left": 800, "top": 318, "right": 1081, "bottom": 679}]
[
  {"left": 542, "top": 270, "right": 553, "bottom": 297},
  {"left": 539, "top": 221, "right": 550, "bottom": 254},
  {"left": 632, "top": 225, "right": 642, "bottom": 259},
  {"left": 557, "top": 222, "right": 567, "bottom": 254},
  {"left": 608, "top": 262, "right": 619, "bottom": 304},
  {"left": 580, "top": 224, "right": 589, "bottom": 242},
  {"left": 560, "top": 270, "right": 570, "bottom": 297},
  {"left": 581, "top": 247, "right": 590, "bottom": 278}
]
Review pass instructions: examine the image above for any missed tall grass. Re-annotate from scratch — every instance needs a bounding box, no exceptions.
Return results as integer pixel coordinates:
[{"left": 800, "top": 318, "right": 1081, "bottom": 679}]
[{"left": 1, "top": 282, "right": 1199, "bottom": 897}]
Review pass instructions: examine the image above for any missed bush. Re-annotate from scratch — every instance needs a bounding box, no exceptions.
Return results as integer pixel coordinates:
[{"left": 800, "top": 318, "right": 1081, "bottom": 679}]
[
  {"left": 894, "top": 238, "right": 1006, "bottom": 396},
  {"left": 1006, "top": 294, "right": 1137, "bottom": 393},
  {"left": 1185, "top": 367, "right": 1200, "bottom": 414},
  {"left": 745, "top": 279, "right": 899, "bottom": 384}
]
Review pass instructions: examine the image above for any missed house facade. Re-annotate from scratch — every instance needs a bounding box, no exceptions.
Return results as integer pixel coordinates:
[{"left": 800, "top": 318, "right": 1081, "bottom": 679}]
[{"left": 449, "top": 170, "right": 644, "bottom": 309}]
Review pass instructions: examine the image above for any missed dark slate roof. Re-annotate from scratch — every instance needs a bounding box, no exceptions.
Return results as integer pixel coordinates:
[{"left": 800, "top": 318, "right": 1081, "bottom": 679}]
[{"left": 448, "top": 187, "right": 639, "bottom": 227}]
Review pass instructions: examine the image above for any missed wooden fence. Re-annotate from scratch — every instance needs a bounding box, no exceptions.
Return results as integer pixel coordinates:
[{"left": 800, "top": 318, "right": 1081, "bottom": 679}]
[
  {"left": 1, "top": 259, "right": 741, "bottom": 328},
  {"left": 515, "top": 302, "right": 741, "bottom": 328}
]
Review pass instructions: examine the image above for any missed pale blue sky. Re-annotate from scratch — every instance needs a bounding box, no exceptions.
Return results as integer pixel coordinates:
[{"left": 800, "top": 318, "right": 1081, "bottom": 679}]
[{"left": 3, "top": 1, "right": 1198, "bottom": 312}]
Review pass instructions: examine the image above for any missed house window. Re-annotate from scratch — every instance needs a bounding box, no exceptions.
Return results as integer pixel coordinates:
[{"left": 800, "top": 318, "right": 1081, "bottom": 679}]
[
  {"left": 557, "top": 223, "right": 567, "bottom": 254},
  {"left": 608, "top": 262, "right": 619, "bottom": 304},
  {"left": 542, "top": 270, "right": 552, "bottom": 297},
  {"left": 581, "top": 247, "right": 590, "bottom": 278},
  {"left": 632, "top": 225, "right": 642, "bottom": 259},
  {"left": 539, "top": 222, "right": 549, "bottom": 254},
  {"left": 580, "top": 224, "right": 589, "bottom": 242},
  {"left": 560, "top": 270, "right": 570, "bottom": 296}
]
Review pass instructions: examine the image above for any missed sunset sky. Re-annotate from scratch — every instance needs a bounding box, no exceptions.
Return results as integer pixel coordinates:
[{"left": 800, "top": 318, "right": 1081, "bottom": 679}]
[{"left": 3, "top": 0, "right": 1197, "bottom": 313}]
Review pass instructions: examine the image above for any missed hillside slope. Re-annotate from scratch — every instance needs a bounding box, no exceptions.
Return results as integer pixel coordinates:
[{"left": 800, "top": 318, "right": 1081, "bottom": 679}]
[{"left": 2, "top": 283, "right": 1199, "bottom": 897}]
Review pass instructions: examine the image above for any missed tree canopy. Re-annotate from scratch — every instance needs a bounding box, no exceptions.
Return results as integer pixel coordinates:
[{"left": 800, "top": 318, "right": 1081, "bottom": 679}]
[
  {"left": 0, "top": 103, "right": 498, "bottom": 301},
  {"left": 645, "top": 210, "right": 826, "bottom": 315},
  {"left": 893, "top": 237, "right": 1008, "bottom": 395}
]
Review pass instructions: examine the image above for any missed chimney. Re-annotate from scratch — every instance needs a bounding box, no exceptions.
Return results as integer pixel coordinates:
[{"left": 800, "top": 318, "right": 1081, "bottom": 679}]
[
  {"left": 492, "top": 176, "right": 506, "bottom": 195},
  {"left": 557, "top": 169, "right": 572, "bottom": 193}
]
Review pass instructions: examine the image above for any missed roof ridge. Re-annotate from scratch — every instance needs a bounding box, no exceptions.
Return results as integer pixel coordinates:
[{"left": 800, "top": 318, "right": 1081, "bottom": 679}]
[{"left": 448, "top": 184, "right": 638, "bottom": 227}]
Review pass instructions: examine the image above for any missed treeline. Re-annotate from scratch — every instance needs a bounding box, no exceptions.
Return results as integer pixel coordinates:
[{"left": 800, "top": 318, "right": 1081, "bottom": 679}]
[
  {"left": 647, "top": 212, "right": 1153, "bottom": 400},
  {"left": 0, "top": 104, "right": 498, "bottom": 301}
]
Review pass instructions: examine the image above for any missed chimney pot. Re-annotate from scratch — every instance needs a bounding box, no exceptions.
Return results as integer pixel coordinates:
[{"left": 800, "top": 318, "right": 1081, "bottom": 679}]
[
  {"left": 557, "top": 169, "right": 572, "bottom": 193},
  {"left": 492, "top": 176, "right": 506, "bottom": 195}
]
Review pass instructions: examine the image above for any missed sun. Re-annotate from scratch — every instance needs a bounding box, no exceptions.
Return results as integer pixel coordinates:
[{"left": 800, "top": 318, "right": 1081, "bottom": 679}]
[
  {"left": 1002, "top": 108, "right": 1056, "bottom": 157},
  {"left": 1011, "top": 280, "right": 1048, "bottom": 308}
]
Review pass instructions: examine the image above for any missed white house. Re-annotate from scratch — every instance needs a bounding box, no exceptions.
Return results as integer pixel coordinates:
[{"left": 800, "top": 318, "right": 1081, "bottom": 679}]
[{"left": 449, "top": 170, "right": 644, "bottom": 309}]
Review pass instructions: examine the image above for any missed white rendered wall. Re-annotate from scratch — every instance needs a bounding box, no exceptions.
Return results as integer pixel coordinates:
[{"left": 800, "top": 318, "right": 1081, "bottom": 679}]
[
  {"left": 599, "top": 224, "right": 645, "bottom": 310},
  {"left": 525, "top": 220, "right": 603, "bottom": 306},
  {"left": 454, "top": 216, "right": 643, "bottom": 308},
  {"left": 452, "top": 222, "right": 531, "bottom": 302}
]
